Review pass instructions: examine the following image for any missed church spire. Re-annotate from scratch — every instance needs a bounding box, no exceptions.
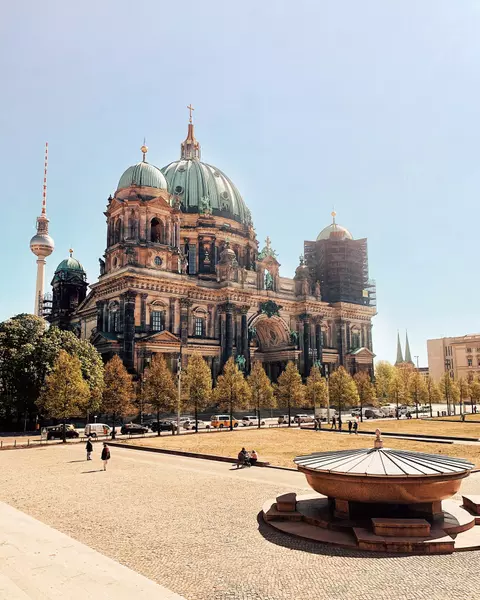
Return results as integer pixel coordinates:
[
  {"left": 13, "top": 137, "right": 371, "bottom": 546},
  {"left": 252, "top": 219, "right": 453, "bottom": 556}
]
[
  {"left": 180, "top": 104, "right": 201, "bottom": 160},
  {"left": 405, "top": 330, "right": 413, "bottom": 364},
  {"left": 395, "top": 331, "right": 404, "bottom": 365}
]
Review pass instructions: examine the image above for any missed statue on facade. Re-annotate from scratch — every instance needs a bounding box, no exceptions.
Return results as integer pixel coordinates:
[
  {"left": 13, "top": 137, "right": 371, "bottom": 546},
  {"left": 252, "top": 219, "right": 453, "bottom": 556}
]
[
  {"left": 239, "top": 267, "right": 248, "bottom": 288},
  {"left": 200, "top": 196, "right": 212, "bottom": 215},
  {"left": 315, "top": 280, "right": 321, "bottom": 300},
  {"left": 235, "top": 355, "right": 246, "bottom": 372},
  {"left": 99, "top": 258, "right": 105, "bottom": 275},
  {"left": 265, "top": 271, "right": 274, "bottom": 290}
]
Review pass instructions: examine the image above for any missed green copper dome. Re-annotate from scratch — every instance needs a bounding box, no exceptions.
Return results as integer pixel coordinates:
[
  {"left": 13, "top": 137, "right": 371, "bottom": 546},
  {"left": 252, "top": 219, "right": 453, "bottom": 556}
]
[
  {"left": 55, "top": 256, "right": 85, "bottom": 272},
  {"left": 161, "top": 159, "right": 252, "bottom": 226},
  {"left": 52, "top": 255, "right": 86, "bottom": 283},
  {"left": 117, "top": 161, "right": 168, "bottom": 191}
]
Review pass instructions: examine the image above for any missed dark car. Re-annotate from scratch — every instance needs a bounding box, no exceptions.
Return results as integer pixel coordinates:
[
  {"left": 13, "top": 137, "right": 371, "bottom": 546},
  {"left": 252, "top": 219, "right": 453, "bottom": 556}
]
[
  {"left": 121, "top": 423, "right": 150, "bottom": 435},
  {"left": 150, "top": 420, "right": 175, "bottom": 433},
  {"left": 46, "top": 425, "right": 79, "bottom": 440}
]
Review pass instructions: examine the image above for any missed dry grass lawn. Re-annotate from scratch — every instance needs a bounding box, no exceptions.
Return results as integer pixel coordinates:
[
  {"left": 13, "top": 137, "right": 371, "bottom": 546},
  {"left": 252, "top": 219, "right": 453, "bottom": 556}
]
[
  {"left": 125, "top": 427, "right": 480, "bottom": 468},
  {"left": 354, "top": 418, "right": 480, "bottom": 438}
]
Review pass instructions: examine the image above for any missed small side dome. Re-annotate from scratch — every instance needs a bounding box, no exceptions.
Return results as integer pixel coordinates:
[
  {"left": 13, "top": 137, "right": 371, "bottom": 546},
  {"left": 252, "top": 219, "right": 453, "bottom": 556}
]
[
  {"left": 117, "top": 162, "right": 168, "bottom": 192},
  {"left": 317, "top": 211, "right": 353, "bottom": 241},
  {"left": 53, "top": 251, "right": 86, "bottom": 283}
]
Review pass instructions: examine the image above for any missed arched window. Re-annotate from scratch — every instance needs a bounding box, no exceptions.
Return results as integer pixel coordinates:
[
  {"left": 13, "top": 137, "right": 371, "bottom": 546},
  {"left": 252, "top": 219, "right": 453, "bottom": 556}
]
[
  {"left": 195, "top": 317, "right": 205, "bottom": 337},
  {"left": 109, "top": 302, "right": 120, "bottom": 333},
  {"left": 151, "top": 218, "right": 165, "bottom": 243},
  {"left": 351, "top": 329, "right": 361, "bottom": 350},
  {"left": 114, "top": 219, "right": 122, "bottom": 244}
]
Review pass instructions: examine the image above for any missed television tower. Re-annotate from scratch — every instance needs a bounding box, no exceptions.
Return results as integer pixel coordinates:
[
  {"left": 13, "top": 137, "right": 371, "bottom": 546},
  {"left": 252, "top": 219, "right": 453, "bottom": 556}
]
[{"left": 30, "top": 143, "right": 54, "bottom": 316}]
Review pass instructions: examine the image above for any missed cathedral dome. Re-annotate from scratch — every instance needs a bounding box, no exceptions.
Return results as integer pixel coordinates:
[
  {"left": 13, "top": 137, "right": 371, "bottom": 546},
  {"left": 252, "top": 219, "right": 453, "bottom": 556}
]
[
  {"left": 317, "top": 212, "right": 353, "bottom": 241},
  {"left": 161, "top": 122, "right": 252, "bottom": 226},
  {"left": 117, "top": 154, "right": 168, "bottom": 192},
  {"left": 53, "top": 252, "right": 86, "bottom": 282}
]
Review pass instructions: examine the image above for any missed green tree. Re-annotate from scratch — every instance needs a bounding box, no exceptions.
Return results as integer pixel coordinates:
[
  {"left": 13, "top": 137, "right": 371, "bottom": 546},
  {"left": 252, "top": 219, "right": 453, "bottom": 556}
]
[
  {"left": 102, "top": 355, "right": 134, "bottom": 439},
  {"left": 470, "top": 376, "right": 480, "bottom": 414},
  {"left": 329, "top": 366, "right": 359, "bottom": 417},
  {"left": 388, "top": 369, "right": 405, "bottom": 419},
  {"left": 0, "top": 314, "right": 46, "bottom": 429},
  {"left": 353, "top": 371, "right": 376, "bottom": 422},
  {"left": 275, "top": 361, "right": 305, "bottom": 427},
  {"left": 458, "top": 378, "right": 471, "bottom": 416},
  {"left": 142, "top": 355, "right": 177, "bottom": 435},
  {"left": 374, "top": 361, "right": 395, "bottom": 403},
  {"left": 425, "top": 375, "right": 441, "bottom": 418},
  {"left": 37, "top": 350, "right": 89, "bottom": 442},
  {"left": 439, "top": 372, "right": 460, "bottom": 416},
  {"left": 247, "top": 361, "right": 275, "bottom": 428},
  {"left": 182, "top": 353, "right": 212, "bottom": 432},
  {"left": 396, "top": 363, "right": 415, "bottom": 407},
  {"left": 305, "top": 365, "right": 329, "bottom": 416},
  {"left": 409, "top": 371, "right": 428, "bottom": 419},
  {"left": 213, "top": 357, "right": 251, "bottom": 430}
]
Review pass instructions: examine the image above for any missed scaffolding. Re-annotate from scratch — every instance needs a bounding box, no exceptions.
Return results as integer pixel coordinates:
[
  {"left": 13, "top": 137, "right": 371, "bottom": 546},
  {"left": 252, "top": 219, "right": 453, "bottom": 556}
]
[{"left": 304, "top": 237, "right": 373, "bottom": 306}]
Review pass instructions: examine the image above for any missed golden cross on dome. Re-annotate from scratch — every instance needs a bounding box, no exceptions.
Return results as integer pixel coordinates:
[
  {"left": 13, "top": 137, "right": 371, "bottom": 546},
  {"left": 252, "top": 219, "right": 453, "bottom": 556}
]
[
  {"left": 69, "top": 248, "right": 74, "bottom": 257},
  {"left": 187, "top": 104, "right": 195, "bottom": 124}
]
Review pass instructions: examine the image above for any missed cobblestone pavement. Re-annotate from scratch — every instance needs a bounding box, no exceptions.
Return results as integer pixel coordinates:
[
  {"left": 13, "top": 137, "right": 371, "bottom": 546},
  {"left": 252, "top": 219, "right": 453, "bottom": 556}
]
[{"left": 1, "top": 444, "right": 479, "bottom": 600}]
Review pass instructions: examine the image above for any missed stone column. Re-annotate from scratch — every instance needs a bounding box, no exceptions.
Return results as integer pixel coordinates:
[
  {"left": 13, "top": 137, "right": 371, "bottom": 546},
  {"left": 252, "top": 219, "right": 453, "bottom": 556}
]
[
  {"left": 345, "top": 321, "right": 351, "bottom": 353},
  {"left": 180, "top": 299, "right": 191, "bottom": 345},
  {"left": 122, "top": 291, "right": 137, "bottom": 371},
  {"left": 315, "top": 321, "right": 323, "bottom": 367},
  {"left": 336, "top": 320, "right": 345, "bottom": 366},
  {"left": 225, "top": 303, "right": 234, "bottom": 362},
  {"left": 240, "top": 306, "right": 250, "bottom": 373},
  {"left": 169, "top": 298, "right": 175, "bottom": 333},
  {"left": 96, "top": 301, "right": 105, "bottom": 332},
  {"left": 300, "top": 314, "right": 310, "bottom": 377},
  {"left": 140, "top": 293, "right": 148, "bottom": 332}
]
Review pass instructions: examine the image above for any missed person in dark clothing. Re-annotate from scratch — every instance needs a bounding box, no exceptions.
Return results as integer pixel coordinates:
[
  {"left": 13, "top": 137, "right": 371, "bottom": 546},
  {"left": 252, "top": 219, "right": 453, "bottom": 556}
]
[
  {"left": 331, "top": 416, "right": 336, "bottom": 430},
  {"left": 353, "top": 420, "right": 358, "bottom": 435},
  {"left": 338, "top": 416, "right": 342, "bottom": 431},
  {"left": 86, "top": 438, "right": 93, "bottom": 461},
  {"left": 101, "top": 443, "right": 110, "bottom": 471},
  {"left": 348, "top": 420, "right": 352, "bottom": 434}
]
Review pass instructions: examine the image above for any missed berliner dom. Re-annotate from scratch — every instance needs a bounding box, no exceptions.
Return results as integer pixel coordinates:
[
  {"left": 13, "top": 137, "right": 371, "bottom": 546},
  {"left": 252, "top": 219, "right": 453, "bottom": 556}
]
[{"left": 36, "top": 110, "right": 376, "bottom": 380}]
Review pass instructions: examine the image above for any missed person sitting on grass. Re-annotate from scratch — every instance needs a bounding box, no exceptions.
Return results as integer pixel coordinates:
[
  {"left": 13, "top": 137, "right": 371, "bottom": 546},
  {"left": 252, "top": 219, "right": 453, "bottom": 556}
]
[
  {"left": 250, "top": 450, "right": 258, "bottom": 466},
  {"left": 237, "top": 447, "right": 250, "bottom": 468}
]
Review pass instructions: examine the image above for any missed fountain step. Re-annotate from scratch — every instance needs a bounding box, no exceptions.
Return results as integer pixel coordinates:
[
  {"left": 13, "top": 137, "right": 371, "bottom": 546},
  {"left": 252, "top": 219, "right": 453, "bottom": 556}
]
[
  {"left": 353, "top": 527, "right": 454, "bottom": 554},
  {"left": 452, "top": 525, "right": 480, "bottom": 551},
  {"left": 462, "top": 495, "right": 480, "bottom": 516},
  {"left": 276, "top": 493, "right": 297, "bottom": 512},
  {"left": 270, "top": 519, "right": 357, "bottom": 549},
  {"left": 262, "top": 500, "right": 302, "bottom": 522},
  {"left": 435, "top": 500, "right": 475, "bottom": 534},
  {"left": 371, "top": 518, "right": 430, "bottom": 537}
]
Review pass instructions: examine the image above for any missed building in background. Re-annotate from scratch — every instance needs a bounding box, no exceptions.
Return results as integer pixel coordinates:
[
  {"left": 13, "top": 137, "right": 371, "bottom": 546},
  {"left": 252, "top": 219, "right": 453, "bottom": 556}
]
[
  {"left": 427, "top": 334, "right": 480, "bottom": 382},
  {"left": 35, "top": 112, "right": 377, "bottom": 380}
]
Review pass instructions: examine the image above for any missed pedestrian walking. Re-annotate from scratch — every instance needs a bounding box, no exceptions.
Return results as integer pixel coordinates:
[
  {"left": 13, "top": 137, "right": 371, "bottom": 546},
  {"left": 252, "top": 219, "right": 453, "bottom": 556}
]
[
  {"left": 331, "top": 416, "right": 336, "bottom": 430},
  {"left": 86, "top": 438, "right": 93, "bottom": 461},
  {"left": 101, "top": 443, "right": 111, "bottom": 471},
  {"left": 348, "top": 420, "right": 352, "bottom": 434},
  {"left": 353, "top": 420, "right": 358, "bottom": 435},
  {"left": 338, "top": 416, "right": 342, "bottom": 431}
]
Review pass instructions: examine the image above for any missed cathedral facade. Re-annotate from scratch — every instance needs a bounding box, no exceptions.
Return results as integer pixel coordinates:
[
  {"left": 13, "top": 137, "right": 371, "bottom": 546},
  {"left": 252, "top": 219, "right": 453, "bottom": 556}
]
[{"left": 46, "top": 117, "right": 376, "bottom": 380}]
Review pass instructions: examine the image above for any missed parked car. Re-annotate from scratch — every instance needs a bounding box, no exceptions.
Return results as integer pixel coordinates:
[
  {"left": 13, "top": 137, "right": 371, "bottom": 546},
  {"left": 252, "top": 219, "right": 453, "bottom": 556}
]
[
  {"left": 242, "top": 415, "right": 265, "bottom": 426},
  {"left": 183, "top": 419, "right": 210, "bottom": 430},
  {"left": 121, "top": 423, "right": 150, "bottom": 435},
  {"left": 277, "top": 415, "right": 294, "bottom": 425},
  {"left": 84, "top": 423, "right": 111, "bottom": 438},
  {"left": 210, "top": 414, "right": 239, "bottom": 428},
  {"left": 294, "top": 414, "right": 314, "bottom": 424},
  {"left": 150, "top": 420, "right": 175, "bottom": 432},
  {"left": 364, "top": 409, "right": 383, "bottom": 419},
  {"left": 46, "top": 425, "right": 79, "bottom": 440}
]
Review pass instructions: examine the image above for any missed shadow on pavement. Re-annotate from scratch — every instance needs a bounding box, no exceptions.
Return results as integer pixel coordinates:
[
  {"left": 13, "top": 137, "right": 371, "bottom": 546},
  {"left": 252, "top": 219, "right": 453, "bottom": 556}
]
[
  {"left": 256, "top": 512, "right": 394, "bottom": 559},
  {"left": 81, "top": 470, "right": 105, "bottom": 473}
]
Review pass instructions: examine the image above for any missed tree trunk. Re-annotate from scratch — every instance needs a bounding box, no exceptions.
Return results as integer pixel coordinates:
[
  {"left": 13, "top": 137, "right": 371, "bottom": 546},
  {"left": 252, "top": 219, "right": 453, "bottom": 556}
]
[
  {"left": 415, "top": 394, "right": 419, "bottom": 419},
  {"left": 360, "top": 396, "right": 363, "bottom": 423},
  {"left": 157, "top": 409, "right": 160, "bottom": 436},
  {"left": 62, "top": 416, "right": 67, "bottom": 443},
  {"left": 257, "top": 403, "right": 261, "bottom": 429},
  {"left": 111, "top": 413, "right": 116, "bottom": 439},
  {"left": 396, "top": 395, "right": 399, "bottom": 420},
  {"left": 194, "top": 402, "right": 198, "bottom": 434},
  {"left": 229, "top": 399, "right": 233, "bottom": 431},
  {"left": 288, "top": 402, "right": 291, "bottom": 427}
]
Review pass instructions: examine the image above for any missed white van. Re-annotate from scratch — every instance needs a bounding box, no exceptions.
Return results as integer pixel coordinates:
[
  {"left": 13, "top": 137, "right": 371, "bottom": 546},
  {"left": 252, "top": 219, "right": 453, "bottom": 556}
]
[{"left": 84, "top": 423, "right": 111, "bottom": 438}]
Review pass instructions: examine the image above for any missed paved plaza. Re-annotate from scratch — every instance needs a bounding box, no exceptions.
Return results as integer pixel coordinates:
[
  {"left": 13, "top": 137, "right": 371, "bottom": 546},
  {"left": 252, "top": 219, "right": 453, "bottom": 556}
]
[{"left": 1, "top": 444, "right": 479, "bottom": 600}]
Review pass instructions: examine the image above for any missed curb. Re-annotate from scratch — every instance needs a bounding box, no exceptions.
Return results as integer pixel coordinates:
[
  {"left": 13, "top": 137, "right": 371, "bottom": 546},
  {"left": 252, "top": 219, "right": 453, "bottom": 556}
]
[
  {"left": 300, "top": 426, "right": 478, "bottom": 444},
  {"left": 108, "top": 441, "right": 298, "bottom": 472}
]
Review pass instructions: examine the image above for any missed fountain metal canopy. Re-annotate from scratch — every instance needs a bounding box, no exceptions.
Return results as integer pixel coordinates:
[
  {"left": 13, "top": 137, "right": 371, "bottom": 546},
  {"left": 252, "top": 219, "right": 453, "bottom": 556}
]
[{"left": 294, "top": 447, "right": 474, "bottom": 477}]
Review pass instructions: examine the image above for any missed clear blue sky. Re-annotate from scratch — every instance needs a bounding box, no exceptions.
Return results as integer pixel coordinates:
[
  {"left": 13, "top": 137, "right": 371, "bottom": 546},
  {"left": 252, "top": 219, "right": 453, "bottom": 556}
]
[{"left": 1, "top": 1, "right": 479, "bottom": 366}]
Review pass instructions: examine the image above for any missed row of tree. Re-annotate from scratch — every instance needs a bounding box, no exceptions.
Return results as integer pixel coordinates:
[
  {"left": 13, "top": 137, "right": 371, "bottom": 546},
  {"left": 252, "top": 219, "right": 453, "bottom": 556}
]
[{"left": 376, "top": 361, "right": 480, "bottom": 417}]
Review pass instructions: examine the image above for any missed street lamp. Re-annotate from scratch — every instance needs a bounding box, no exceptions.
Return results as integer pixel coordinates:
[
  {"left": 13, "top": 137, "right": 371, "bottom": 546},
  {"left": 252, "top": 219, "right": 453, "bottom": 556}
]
[{"left": 176, "top": 345, "right": 182, "bottom": 436}]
